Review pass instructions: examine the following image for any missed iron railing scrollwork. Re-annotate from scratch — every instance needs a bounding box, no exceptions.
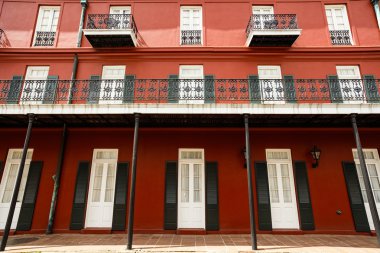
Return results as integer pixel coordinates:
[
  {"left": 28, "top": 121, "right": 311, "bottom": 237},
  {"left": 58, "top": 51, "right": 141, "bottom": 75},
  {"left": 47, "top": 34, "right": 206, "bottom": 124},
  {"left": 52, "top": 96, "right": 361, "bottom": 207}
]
[
  {"left": 329, "top": 30, "right": 352, "bottom": 45},
  {"left": 34, "top": 31, "right": 56, "bottom": 46},
  {"left": 246, "top": 14, "right": 298, "bottom": 37},
  {"left": 181, "top": 30, "right": 202, "bottom": 45},
  {"left": 86, "top": 14, "right": 138, "bottom": 34},
  {"left": 1, "top": 78, "right": 379, "bottom": 104}
]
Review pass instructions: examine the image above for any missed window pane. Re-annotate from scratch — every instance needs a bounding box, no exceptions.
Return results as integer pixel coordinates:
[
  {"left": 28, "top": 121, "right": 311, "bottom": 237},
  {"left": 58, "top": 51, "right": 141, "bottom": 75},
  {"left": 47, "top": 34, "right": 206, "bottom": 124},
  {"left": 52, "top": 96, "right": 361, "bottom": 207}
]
[
  {"left": 92, "top": 164, "right": 103, "bottom": 202},
  {"left": 181, "top": 164, "right": 189, "bottom": 203},
  {"left": 268, "top": 164, "right": 279, "bottom": 203},
  {"left": 193, "top": 164, "right": 201, "bottom": 203},
  {"left": 1, "top": 164, "right": 18, "bottom": 203},
  {"left": 105, "top": 164, "right": 116, "bottom": 202},
  {"left": 281, "top": 164, "right": 292, "bottom": 203}
]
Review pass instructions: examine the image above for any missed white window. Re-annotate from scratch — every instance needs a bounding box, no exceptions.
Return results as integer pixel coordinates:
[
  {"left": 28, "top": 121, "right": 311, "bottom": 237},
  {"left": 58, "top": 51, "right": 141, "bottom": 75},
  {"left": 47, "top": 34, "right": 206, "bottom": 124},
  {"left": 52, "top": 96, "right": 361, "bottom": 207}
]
[
  {"left": 266, "top": 149, "right": 299, "bottom": 229},
  {"left": 85, "top": 149, "right": 118, "bottom": 228},
  {"left": 258, "top": 66, "right": 283, "bottom": 103},
  {"left": 336, "top": 66, "right": 363, "bottom": 103},
  {"left": 325, "top": 5, "right": 352, "bottom": 45},
  {"left": 109, "top": 6, "right": 131, "bottom": 29},
  {"left": 21, "top": 66, "right": 49, "bottom": 104},
  {"left": 179, "top": 65, "right": 204, "bottom": 104},
  {"left": 34, "top": 6, "right": 60, "bottom": 46},
  {"left": 0, "top": 149, "right": 33, "bottom": 229},
  {"left": 100, "top": 65, "right": 126, "bottom": 104},
  {"left": 180, "top": 6, "right": 202, "bottom": 45},
  {"left": 252, "top": 6, "right": 274, "bottom": 29},
  {"left": 352, "top": 149, "right": 380, "bottom": 230}
]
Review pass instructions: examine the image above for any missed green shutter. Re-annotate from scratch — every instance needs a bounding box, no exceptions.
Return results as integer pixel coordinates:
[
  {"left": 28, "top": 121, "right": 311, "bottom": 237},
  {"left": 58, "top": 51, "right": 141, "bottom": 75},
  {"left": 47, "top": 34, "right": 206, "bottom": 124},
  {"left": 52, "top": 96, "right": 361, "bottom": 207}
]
[
  {"left": 342, "top": 161, "right": 370, "bottom": 232},
  {"left": 284, "top": 75, "right": 297, "bottom": 103},
  {"left": 204, "top": 75, "right": 215, "bottom": 103},
  {"left": 70, "top": 161, "right": 90, "bottom": 230},
  {"left": 206, "top": 162, "right": 219, "bottom": 230},
  {"left": 363, "top": 75, "right": 380, "bottom": 103},
  {"left": 254, "top": 161, "right": 272, "bottom": 230},
  {"left": 112, "top": 162, "right": 129, "bottom": 231},
  {"left": 294, "top": 161, "right": 315, "bottom": 230},
  {"left": 248, "top": 75, "right": 261, "bottom": 103},
  {"left": 42, "top": 75, "right": 59, "bottom": 104},
  {"left": 164, "top": 161, "right": 177, "bottom": 230},
  {"left": 7, "top": 75, "right": 23, "bottom": 104},
  {"left": 16, "top": 161, "right": 43, "bottom": 231},
  {"left": 168, "top": 75, "right": 179, "bottom": 103},
  {"left": 87, "top": 75, "right": 101, "bottom": 104},
  {"left": 123, "top": 75, "right": 135, "bottom": 103},
  {"left": 327, "top": 75, "right": 343, "bottom": 103}
]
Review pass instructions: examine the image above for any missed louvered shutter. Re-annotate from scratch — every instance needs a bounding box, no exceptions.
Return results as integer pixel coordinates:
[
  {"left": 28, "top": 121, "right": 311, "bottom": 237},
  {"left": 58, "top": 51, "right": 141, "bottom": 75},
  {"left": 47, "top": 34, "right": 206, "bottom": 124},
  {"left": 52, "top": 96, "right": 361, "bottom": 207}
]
[
  {"left": 206, "top": 161, "right": 219, "bottom": 230},
  {"left": 255, "top": 161, "right": 272, "bottom": 230},
  {"left": 164, "top": 161, "right": 177, "bottom": 229}
]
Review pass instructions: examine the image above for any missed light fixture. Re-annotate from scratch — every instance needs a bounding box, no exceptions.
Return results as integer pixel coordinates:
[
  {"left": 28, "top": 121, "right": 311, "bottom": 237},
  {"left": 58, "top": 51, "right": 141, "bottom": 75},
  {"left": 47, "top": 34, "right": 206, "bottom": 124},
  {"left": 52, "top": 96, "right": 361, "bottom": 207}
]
[
  {"left": 242, "top": 148, "right": 247, "bottom": 168},
  {"left": 310, "top": 145, "right": 321, "bottom": 168}
]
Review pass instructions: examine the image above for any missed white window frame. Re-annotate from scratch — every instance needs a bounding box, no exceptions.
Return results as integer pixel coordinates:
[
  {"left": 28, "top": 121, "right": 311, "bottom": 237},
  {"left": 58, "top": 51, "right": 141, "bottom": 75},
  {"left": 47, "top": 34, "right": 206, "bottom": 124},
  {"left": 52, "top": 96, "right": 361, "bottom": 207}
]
[
  {"left": 21, "top": 66, "right": 50, "bottom": 104},
  {"left": 258, "top": 65, "right": 284, "bottom": 104},
  {"left": 100, "top": 65, "right": 126, "bottom": 104},
  {"left": 179, "top": 65, "right": 204, "bottom": 104},
  {"left": 33, "top": 6, "right": 60, "bottom": 46},
  {"left": 180, "top": 6, "right": 203, "bottom": 45},
  {"left": 336, "top": 65, "right": 363, "bottom": 103},
  {"left": 325, "top": 5, "right": 353, "bottom": 45}
]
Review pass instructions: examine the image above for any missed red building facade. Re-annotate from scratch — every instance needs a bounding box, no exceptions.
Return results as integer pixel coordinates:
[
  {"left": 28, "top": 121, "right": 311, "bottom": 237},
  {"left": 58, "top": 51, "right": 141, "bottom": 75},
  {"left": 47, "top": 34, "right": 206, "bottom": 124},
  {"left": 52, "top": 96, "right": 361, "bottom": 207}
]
[{"left": 0, "top": 0, "right": 380, "bottom": 242}]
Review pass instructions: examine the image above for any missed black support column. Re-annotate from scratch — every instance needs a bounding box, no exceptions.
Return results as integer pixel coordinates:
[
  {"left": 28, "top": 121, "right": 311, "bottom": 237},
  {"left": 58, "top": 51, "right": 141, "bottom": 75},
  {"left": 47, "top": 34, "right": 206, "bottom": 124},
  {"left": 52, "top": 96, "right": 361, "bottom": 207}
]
[
  {"left": 0, "top": 113, "right": 35, "bottom": 252},
  {"left": 244, "top": 114, "right": 258, "bottom": 250},
  {"left": 46, "top": 123, "right": 67, "bottom": 234},
  {"left": 351, "top": 114, "right": 380, "bottom": 244},
  {"left": 127, "top": 113, "right": 140, "bottom": 250}
]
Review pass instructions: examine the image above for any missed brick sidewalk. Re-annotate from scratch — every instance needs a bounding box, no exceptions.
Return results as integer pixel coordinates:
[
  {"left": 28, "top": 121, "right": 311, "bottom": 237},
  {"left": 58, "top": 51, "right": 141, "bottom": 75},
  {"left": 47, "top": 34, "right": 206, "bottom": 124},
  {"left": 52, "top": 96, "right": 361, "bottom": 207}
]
[{"left": 1, "top": 234, "right": 379, "bottom": 252}]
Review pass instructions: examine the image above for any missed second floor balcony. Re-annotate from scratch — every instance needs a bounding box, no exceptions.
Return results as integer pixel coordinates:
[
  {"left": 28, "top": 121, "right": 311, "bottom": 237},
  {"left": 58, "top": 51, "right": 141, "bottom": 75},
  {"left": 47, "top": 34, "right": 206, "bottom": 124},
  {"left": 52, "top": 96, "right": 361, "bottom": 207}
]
[
  {"left": 1, "top": 77, "right": 379, "bottom": 106},
  {"left": 83, "top": 14, "right": 138, "bottom": 47},
  {"left": 246, "top": 14, "right": 302, "bottom": 47}
]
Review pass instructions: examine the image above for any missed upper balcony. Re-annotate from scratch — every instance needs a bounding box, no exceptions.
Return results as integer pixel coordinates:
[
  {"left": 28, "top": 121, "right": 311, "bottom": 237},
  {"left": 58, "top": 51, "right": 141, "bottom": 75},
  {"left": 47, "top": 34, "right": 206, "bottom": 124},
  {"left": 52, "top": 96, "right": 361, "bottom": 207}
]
[
  {"left": 245, "top": 14, "right": 302, "bottom": 47},
  {"left": 83, "top": 14, "right": 138, "bottom": 47}
]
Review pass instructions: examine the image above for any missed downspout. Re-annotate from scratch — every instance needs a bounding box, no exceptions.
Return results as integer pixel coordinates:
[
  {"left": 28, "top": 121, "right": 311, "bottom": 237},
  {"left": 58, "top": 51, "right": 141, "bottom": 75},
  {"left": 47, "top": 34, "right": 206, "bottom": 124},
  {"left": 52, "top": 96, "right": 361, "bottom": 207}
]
[
  {"left": 77, "top": 0, "right": 88, "bottom": 47},
  {"left": 371, "top": 0, "right": 380, "bottom": 29},
  {"left": 68, "top": 54, "right": 78, "bottom": 104}
]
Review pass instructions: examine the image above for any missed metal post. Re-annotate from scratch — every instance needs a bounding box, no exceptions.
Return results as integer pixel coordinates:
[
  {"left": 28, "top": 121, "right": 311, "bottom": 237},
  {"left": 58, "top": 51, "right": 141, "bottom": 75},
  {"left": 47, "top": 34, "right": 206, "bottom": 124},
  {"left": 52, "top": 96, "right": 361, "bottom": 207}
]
[
  {"left": 244, "top": 114, "right": 258, "bottom": 250},
  {"left": 0, "top": 113, "right": 35, "bottom": 252},
  {"left": 46, "top": 124, "right": 67, "bottom": 234},
  {"left": 77, "top": 0, "right": 87, "bottom": 47},
  {"left": 351, "top": 114, "right": 380, "bottom": 244},
  {"left": 127, "top": 113, "right": 140, "bottom": 250}
]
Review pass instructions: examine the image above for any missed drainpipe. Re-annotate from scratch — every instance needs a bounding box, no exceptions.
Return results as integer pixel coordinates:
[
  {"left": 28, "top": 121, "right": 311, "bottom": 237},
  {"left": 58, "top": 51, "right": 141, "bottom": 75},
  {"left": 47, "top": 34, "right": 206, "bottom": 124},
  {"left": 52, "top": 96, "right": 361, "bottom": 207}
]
[
  {"left": 371, "top": 0, "right": 380, "bottom": 29},
  {"left": 46, "top": 123, "right": 67, "bottom": 234},
  {"left": 77, "top": 0, "right": 88, "bottom": 47},
  {"left": 68, "top": 54, "right": 78, "bottom": 104}
]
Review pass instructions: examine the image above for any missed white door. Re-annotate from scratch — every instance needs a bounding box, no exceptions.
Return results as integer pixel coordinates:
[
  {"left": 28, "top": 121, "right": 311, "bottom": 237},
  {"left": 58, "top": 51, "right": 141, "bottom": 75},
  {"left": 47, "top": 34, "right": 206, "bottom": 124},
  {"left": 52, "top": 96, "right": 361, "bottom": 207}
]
[
  {"left": 179, "top": 65, "right": 204, "bottom": 104},
  {"left": 21, "top": 66, "right": 49, "bottom": 104},
  {"left": 109, "top": 6, "right": 131, "bottom": 29},
  {"left": 258, "top": 66, "right": 284, "bottom": 103},
  {"left": 178, "top": 149, "right": 205, "bottom": 229},
  {"left": 180, "top": 7, "right": 203, "bottom": 44},
  {"left": 325, "top": 5, "right": 353, "bottom": 43},
  {"left": 0, "top": 149, "right": 33, "bottom": 229},
  {"left": 352, "top": 149, "right": 380, "bottom": 231},
  {"left": 266, "top": 149, "right": 299, "bottom": 229},
  {"left": 85, "top": 149, "right": 118, "bottom": 228},
  {"left": 252, "top": 6, "right": 274, "bottom": 29},
  {"left": 101, "top": 66, "right": 126, "bottom": 104},
  {"left": 336, "top": 66, "right": 363, "bottom": 103}
]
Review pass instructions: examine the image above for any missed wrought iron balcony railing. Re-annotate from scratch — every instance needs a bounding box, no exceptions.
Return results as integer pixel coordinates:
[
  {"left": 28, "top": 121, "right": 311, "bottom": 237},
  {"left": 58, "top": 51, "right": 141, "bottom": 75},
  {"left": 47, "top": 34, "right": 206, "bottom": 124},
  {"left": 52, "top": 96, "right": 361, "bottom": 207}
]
[
  {"left": 181, "top": 30, "right": 202, "bottom": 45},
  {"left": 1, "top": 78, "right": 379, "bottom": 104},
  {"left": 329, "top": 30, "right": 352, "bottom": 45},
  {"left": 86, "top": 14, "right": 137, "bottom": 34},
  {"left": 33, "top": 31, "right": 56, "bottom": 46},
  {"left": 246, "top": 14, "right": 298, "bottom": 36}
]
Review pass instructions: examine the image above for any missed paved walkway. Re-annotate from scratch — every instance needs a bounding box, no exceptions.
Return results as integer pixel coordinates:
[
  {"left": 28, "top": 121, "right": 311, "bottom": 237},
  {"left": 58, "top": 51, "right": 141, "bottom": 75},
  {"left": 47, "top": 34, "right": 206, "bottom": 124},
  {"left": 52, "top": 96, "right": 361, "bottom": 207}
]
[{"left": 1, "top": 234, "right": 379, "bottom": 252}]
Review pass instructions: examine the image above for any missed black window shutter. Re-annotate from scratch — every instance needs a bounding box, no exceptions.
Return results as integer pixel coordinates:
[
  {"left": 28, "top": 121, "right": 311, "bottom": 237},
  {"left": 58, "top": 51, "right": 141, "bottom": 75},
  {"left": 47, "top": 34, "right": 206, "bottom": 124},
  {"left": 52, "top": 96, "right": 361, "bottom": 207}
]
[
  {"left": 294, "top": 161, "right": 315, "bottom": 230},
  {"left": 284, "top": 75, "right": 297, "bottom": 103},
  {"left": 248, "top": 75, "right": 261, "bottom": 103},
  {"left": 206, "top": 161, "right": 219, "bottom": 230},
  {"left": 327, "top": 75, "right": 343, "bottom": 103},
  {"left": 254, "top": 161, "right": 272, "bottom": 230},
  {"left": 0, "top": 161, "right": 4, "bottom": 182},
  {"left": 168, "top": 75, "right": 179, "bottom": 103},
  {"left": 16, "top": 161, "right": 43, "bottom": 231},
  {"left": 204, "top": 75, "right": 215, "bottom": 103},
  {"left": 87, "top": 75, "right": 101, "bottom": 104},
  {"left": 164, "top": 161, "right": 177, "bottom": 230},
  {"left": 363, "top": 75, "right": 380, "bottom": 103},
  {"left": 43, "top": 75, "right": 59, "bottom": 104},
  {"left": 112, "top": 162, "right": 129, "bottom": 231},
  {"left": 7, "top": 75, "right": 23, "bottom": 104},
  {"left": 342, "top": 161, "right": 370, "bottom": 232},
  {"left": 123, "top": 75, "right": 135, "bottom": 103},
  {"left": 70, "top": 161, "right": 90, "bottom": 230}
]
